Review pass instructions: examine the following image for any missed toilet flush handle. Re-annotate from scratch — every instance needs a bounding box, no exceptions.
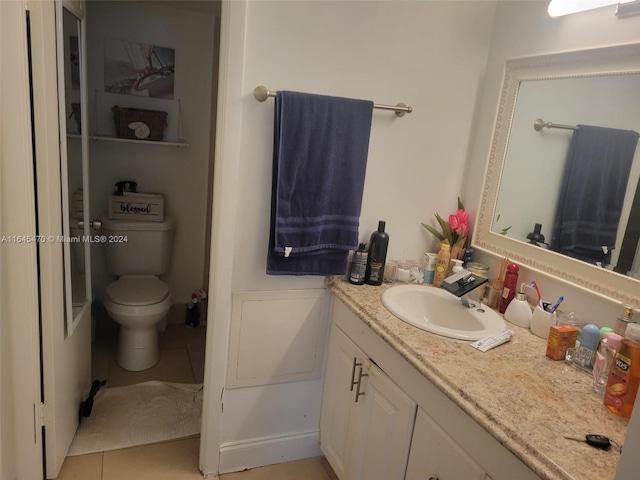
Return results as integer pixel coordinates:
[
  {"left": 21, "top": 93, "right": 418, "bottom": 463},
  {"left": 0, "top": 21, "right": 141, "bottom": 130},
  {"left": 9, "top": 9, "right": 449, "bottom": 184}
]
[{"left": 77, "top": 219, "right": 102, "bottom": 230}]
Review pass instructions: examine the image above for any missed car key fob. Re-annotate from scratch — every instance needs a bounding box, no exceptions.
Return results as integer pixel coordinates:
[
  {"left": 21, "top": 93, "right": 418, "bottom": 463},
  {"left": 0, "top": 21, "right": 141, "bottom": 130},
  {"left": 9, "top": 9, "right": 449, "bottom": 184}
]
[{"left": 585, "top": 434, "right": 612, "bottom": 450}]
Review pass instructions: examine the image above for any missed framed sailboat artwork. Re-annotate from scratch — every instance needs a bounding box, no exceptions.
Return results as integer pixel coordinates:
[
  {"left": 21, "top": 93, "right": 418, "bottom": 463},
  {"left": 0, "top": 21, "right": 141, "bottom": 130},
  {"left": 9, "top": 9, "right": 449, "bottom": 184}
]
[{"left": 104, "top": 37, "right": 175, "bottom": 99}]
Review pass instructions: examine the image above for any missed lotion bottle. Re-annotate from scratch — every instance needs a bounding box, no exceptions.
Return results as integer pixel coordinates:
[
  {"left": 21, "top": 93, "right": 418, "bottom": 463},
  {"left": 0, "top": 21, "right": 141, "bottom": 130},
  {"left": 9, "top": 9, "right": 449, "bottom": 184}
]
[
  {"left": 604, "top": 323, "right": 640, "bottom": 419},
  {"left": 433, "top": 241, "right": 451, "bottom": 288},
  {"left": 504, "top": 283, "right": 533, "bottom": 328},
  {"left": 364, "top": 221, "right": 389, "bottom": 286}
]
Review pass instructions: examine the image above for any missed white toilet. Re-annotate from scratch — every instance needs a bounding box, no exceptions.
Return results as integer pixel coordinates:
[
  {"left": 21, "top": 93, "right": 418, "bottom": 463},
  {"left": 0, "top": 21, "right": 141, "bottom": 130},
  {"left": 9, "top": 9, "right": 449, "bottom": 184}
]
[{"left": 101, "top": 216, "right": 176, "bottom": 371}]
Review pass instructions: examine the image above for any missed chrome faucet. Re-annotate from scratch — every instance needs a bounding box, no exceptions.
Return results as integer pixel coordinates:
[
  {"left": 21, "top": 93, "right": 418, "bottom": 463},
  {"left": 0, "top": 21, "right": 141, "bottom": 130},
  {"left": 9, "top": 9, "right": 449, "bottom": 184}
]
[{"left": 441, "top": 269, "right": 488, "bottom": 309}]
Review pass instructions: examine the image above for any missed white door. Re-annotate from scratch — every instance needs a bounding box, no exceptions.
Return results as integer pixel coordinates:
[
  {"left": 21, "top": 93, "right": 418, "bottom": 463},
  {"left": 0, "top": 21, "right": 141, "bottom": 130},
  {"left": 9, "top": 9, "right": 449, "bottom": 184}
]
[{"left": 29, "top": 1, "right": 93, "bottom": 477}]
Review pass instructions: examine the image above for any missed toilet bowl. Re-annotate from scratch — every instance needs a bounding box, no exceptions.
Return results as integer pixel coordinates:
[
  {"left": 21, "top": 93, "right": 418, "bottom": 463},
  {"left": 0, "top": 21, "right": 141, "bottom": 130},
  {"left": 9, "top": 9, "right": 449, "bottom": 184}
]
[
  {"left": 101, "top": 216, "right": 176, "bottom": 372},
  {"left": 105, "top": 275, "right": 172, "bottom": 371}
]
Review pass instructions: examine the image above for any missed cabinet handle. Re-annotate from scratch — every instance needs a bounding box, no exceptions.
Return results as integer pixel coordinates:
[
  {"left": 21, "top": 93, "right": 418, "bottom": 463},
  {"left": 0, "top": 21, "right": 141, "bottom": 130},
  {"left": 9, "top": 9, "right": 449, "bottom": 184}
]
[
  {"left": 350, "top": 357, "right": 362, "bottom": 391},
  {"left": 354, "top": 366, "right": 368, "bottom": 402},
  {"left": 428, "top": 478, "right": 439, "bottom": 480}
]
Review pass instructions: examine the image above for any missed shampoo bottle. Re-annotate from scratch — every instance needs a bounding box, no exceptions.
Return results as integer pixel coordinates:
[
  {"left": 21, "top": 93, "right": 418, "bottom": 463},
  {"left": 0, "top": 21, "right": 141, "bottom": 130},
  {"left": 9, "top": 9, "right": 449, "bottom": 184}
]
[
  {"left": 349, "top": 243, "right": 368, "bottom": 285},
  {"left": 432, "top": 241, "right": 451, "bottom": 288},
  {"left": 364, "top": 221, "right": 389, "bottom": 286},
  {"left": 604, "top": 323, "right": 640, "bottom": 419}
]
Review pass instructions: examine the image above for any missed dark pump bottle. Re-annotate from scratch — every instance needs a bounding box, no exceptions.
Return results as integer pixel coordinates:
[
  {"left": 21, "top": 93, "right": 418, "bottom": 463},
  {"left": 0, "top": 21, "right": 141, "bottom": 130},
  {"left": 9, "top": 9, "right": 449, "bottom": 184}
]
[
  {"left": 365, "top": 221, "right": 389, "bottom": 286},
  {"left": 349, "top": 243, "right": 368, "bottom": 285}
]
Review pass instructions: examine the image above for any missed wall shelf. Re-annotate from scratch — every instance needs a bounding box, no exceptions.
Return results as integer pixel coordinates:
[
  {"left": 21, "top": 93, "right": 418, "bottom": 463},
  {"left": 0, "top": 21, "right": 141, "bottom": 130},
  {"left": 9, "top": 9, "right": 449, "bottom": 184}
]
[{"left": 68, "top": 133, "right": 188, "bottom": 147}]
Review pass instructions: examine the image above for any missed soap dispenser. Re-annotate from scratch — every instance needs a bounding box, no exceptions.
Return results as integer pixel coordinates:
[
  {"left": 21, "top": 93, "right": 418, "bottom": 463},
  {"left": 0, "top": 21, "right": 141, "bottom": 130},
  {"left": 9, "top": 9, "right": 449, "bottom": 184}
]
[{"left": 504, "top": 283, "right": 533, "bottom": 328}]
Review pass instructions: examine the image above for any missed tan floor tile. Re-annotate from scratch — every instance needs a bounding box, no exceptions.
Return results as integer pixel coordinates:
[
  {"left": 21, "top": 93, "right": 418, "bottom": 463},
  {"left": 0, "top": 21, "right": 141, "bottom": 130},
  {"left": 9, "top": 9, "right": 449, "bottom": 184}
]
[
  {"left": 159, "top": 323, "right": 207, "bottom": 351},
  {"left": 107, "top": 346, "right": 195, "bottom": 387},
  {"left": 102, "top": 437, "right": 202, "bottom": 480},
  {"left": 220, "top": 457, "right": 332, "bottom": 480},
  {"left": 57, "top": 452, "right": 103, "bottom": 480},
  {"left": 188, "top": 346, "right": 206, "bottom": 383}
]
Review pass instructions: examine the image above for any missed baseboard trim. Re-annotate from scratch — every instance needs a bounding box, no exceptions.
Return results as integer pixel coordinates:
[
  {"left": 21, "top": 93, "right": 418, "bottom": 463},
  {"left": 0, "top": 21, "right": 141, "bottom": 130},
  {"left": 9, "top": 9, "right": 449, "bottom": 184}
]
[{"left": 218, "top": 429, "right": 322, "bottom": 474}]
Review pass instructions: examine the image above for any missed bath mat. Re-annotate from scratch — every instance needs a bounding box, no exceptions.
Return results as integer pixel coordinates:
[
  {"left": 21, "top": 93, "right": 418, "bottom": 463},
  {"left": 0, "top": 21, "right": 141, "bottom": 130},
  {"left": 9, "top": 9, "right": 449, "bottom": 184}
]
[{"left": 68, "top": 381, "right": 203, "bottom": 456}]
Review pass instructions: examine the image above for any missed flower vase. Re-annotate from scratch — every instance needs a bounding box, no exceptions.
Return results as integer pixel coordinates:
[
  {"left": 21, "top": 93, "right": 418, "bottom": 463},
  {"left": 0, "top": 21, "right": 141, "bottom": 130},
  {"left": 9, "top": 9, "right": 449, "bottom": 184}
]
[{"left": 450, "top": 237, "right": 467, "bottom": 262}]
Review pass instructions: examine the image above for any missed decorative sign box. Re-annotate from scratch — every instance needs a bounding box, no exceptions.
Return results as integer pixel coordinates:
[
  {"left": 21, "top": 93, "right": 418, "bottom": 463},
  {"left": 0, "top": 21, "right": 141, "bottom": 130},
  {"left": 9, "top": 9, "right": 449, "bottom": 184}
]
[{"left": 108, "top": 192, "right": 164, "bottom": 222}]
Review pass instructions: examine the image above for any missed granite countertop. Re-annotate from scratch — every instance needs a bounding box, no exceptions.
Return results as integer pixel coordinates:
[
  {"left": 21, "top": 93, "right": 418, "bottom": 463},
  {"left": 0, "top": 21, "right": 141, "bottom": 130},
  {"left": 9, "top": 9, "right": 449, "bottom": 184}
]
[{"left": 326, "top": 277, "right": 628, "bottom": 480}]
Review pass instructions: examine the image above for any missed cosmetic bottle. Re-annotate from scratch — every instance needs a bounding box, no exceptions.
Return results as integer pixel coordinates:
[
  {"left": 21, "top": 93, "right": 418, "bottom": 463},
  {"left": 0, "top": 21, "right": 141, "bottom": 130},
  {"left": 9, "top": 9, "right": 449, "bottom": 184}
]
[
  {"left": 604, "top": 323, "right": 640, "bottom": 419},
  {"left": 463, "top": 248, "right": 474, "bottom": 268},
  {"left": 349, "top": 243, "right": 368, "bottom": 285},
  {"left": 423, "top": 253, "right": 437, "bottom": 284},
  {"left": 614, "top": 305, "right": 636, "bottom": 337},
  {"left": 504, "top": 283, "right": 533, "bottom": 328},
  {"left": 451, "top": 259, "right": 464, "bottom": 274},
  {"left": 572, "top": 324, "right": 600, "bottom": 372},
  {"left": 364, "top": 221, "right": 389, "bottom": 286},
  {"left": 432, "top": 241, "right": 451, "bottom": 288},
  {"left": 499, "top": 263, "right": 519, "bottom": 314},
  {"left": 593, "top": 332, "right": 623, "bottom": 396}
]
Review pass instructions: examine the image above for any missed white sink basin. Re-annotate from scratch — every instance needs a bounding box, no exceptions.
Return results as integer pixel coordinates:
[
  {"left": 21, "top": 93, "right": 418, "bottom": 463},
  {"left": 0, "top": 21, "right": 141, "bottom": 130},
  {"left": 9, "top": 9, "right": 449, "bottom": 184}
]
[{"left": 381, "top": 284, "right": 506, "bottom": 341}]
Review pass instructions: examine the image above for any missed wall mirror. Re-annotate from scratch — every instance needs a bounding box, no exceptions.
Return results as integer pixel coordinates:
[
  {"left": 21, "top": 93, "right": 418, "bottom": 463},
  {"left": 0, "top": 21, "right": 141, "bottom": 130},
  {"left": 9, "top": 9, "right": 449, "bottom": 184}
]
[
  {"left": 56, "top": 1, "right": 92, "bottom": 336},
  {"left": 473, "top": 43, "right": 640, "bottom": 307}
]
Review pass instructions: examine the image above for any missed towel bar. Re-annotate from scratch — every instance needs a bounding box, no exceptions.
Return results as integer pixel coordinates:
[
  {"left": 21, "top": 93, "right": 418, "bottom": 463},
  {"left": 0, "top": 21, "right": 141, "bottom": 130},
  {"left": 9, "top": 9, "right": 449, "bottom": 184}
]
[
  {"left": 253, "top": 86, "right": 413, "bottom": 117},
  {"left": 533, "top": 118, "right": 579, "bottom": 131}
]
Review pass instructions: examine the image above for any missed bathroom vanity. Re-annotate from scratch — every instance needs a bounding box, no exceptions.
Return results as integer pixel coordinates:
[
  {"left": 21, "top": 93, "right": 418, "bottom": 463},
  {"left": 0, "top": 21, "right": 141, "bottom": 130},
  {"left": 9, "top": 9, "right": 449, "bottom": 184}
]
[{"left": 322, "top": 277, "right": 627, "bottom": 480}]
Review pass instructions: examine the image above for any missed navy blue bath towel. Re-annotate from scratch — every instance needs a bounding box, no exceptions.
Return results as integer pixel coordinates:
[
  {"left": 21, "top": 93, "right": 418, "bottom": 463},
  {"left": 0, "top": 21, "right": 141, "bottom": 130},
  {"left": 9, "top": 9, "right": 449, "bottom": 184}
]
[
  {"left": 267, "top": 91, "right": 374, "bottom": 275},
  {"left": 551, "top": 124, "right": 639, "bottom": 263}
]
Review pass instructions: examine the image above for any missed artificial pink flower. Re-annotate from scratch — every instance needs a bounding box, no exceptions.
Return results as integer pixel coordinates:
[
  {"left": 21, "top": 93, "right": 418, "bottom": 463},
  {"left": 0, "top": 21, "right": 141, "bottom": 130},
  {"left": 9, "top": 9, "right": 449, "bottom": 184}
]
[{"left": 448, "top": 209, "right": 469, "bottom": 236}]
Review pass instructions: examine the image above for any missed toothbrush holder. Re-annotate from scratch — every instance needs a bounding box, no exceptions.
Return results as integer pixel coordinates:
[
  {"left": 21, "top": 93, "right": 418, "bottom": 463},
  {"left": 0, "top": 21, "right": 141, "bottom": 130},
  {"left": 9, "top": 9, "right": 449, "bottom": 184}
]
[{"left": 530, "top": 304, "right": 557, "bottom": 339}]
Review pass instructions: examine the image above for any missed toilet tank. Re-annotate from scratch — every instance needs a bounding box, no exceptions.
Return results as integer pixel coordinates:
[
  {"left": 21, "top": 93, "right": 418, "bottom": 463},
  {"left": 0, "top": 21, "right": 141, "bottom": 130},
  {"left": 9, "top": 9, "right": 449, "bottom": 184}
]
[{"left": 101, "top": 216, "right": 176, "bottom": 276}]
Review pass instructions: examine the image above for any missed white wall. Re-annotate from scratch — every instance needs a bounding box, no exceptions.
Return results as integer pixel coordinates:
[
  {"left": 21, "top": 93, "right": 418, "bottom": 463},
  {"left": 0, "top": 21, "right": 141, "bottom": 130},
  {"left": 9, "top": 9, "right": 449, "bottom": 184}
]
[
  {"left": 86, "top": 1, "right": 216, "bottom": 303},
  {"left": 208, "top": 0, "right": 498, "bottom": 474},
  {"left": 460, "top": 2, "right": 640, "bottom": 477},
  {"left": 232, "top": 0, "right": 497, "bottom": 292}
]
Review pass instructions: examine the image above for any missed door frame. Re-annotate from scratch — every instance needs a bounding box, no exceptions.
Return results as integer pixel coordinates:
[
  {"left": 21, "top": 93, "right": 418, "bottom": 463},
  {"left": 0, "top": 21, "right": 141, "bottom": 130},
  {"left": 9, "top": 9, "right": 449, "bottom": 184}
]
[
  {"left": 198, "top": 0, "right": 247, "bottom": 475},
  {"left": 0, "top": 0, "right": 45, "bottom": 478}
]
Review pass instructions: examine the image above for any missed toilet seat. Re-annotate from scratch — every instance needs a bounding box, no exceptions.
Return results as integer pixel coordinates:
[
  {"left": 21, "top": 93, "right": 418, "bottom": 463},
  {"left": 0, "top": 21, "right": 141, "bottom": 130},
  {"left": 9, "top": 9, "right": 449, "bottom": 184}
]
[{"left": 106, "top": 275, "right": 169, "bottom": 306}]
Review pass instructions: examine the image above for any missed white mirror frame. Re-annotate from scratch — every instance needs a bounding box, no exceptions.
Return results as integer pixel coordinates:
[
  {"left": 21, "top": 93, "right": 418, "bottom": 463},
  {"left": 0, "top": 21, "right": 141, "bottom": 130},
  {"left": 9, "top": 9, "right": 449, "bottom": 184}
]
[
  {"left": 56, "top": 0, "right": 91, "bottom": 336},
  {"left": 474, "top": 42, "right": 640, "bottom": 307}
]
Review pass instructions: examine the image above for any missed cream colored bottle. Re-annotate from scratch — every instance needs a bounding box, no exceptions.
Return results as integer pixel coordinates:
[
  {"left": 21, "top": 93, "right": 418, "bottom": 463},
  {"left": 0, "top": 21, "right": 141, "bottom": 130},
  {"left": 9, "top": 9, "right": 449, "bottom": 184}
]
[{"left": 433, "top": 242, "right": 451, "bottom": 287}]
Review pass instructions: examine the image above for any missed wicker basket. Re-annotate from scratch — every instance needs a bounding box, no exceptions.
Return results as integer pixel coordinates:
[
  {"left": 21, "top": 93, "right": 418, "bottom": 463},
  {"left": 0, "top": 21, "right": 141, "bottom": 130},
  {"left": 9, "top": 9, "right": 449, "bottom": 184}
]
[{"left": 112, "top": 106, "right": 168, "bottom": 141}]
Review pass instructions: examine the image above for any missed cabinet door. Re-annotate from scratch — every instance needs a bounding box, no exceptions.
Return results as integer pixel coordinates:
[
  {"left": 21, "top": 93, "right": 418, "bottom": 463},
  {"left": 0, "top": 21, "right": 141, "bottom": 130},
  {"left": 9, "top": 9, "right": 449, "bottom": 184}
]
[
  {"left": 320, "top": 326, "right": 367, "bottom": 479},
  {"left": 406, "top": 408, "right": 486, "bottom": 480},
  {"left": 348, "top": 359, "right": 417, "bottom": 480}
]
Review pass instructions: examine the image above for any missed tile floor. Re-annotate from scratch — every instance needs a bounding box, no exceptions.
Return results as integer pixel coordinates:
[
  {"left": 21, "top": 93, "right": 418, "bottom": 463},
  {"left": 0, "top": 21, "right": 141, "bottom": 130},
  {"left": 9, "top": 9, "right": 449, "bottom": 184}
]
[
  {"left": 91, "top": 304, "right": 207, "bottom": 387},
  {"left": 59, "top": 306, "right": 336, "bottom": 479},
  {"left": 58, "top": 440, "right": 335, "bottom": 479}
]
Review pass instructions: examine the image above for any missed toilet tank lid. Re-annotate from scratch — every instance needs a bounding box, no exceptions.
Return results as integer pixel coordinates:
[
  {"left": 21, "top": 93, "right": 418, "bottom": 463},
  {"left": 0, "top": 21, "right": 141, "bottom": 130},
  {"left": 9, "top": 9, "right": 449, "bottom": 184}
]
[{"left": 101, "top": 216, "right": 175, "bottom": 231}]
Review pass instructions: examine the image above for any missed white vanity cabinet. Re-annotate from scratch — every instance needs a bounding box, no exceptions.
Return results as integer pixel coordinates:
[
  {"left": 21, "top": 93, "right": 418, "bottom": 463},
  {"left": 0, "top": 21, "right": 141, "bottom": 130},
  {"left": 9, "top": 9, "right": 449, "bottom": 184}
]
[
  {"left": 322, "top": 297, "right": 541, "bottom": 480},
  {"left": 405, "top": 408, "right": 485, "bottom": 480},
  {"left": 320, "top": 324, "right": 416, "bottom": 480}
]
